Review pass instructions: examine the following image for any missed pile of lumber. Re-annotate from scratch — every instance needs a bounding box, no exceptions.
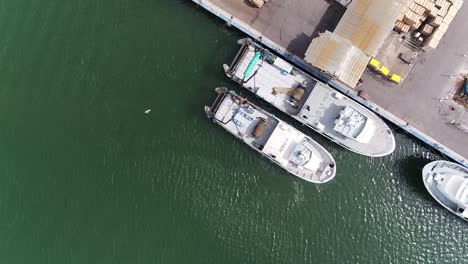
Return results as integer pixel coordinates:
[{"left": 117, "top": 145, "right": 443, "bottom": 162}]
[
  {"left": 394, "top": 0, "right": 463, "bottom": 49},
  {"left": 426, "top": 0, "right": 463, "bottom": 48}
]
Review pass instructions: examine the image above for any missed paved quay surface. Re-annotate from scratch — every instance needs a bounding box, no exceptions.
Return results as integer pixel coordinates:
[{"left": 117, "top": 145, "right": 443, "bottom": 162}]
[
  {"left": 209, "top": 0, "right": 345, "bottom": 57},
  {"left": 359, "top": 2, "right": 468, "bottom": 161},
  {"left": 193, "top": 0, "right": 467, "bottom": 165}
]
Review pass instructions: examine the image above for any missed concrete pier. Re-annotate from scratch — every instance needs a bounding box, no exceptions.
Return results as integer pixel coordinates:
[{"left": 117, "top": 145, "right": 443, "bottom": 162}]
[{"left": 192, "top": 0, "right": 468, "bottom": 168}]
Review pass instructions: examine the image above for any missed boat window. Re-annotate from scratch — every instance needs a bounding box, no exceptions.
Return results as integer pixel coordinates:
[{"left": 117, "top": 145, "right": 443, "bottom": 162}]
[
  {"left": 455, "top": 180, "right": 468, "bottom": 206},
  {"left": 290, "top": 144, "right": 312, "bottom": 167},
  {"left": 333, "top": 106, "right": 368, "bottom": 138}
]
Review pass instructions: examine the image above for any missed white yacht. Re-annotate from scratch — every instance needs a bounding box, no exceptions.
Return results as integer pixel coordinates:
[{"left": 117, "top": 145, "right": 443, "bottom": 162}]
[
  {"left": 422, "top": 160, "right": 468, "bottom": 221},
  {"left": 205, "top": 88, "right": 336, "bottom": 184},
  {"left": 224, "top": 39, "right": 395, "bottom": 157}
]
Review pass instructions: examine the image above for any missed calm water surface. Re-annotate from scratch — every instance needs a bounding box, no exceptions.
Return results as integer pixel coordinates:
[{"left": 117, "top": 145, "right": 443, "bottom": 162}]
[{"left": 0, "top": 1, "right": 466, "bottom": 263}]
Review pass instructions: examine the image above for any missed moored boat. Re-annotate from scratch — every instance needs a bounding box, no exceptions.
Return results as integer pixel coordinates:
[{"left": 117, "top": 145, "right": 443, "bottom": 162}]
[
  {"left": 205, "top": 88, "right": 337, "bottom": 183},
  {"left": 422, "top": 160, "right": 468, "bottom": 221}
]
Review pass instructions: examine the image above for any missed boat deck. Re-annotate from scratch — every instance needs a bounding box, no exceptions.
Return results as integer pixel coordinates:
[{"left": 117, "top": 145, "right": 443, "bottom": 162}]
[
  {"left": 298, "top": 83, "right": 394, "bottom": 156},
  {"left": 231, "top": 46, "right": 316, "bottom": 116},
  {"left": 284, "top": 137, "right": 335, "bottom": 183},
  {"left": 212, "top": 93, "right": 278, "bottom": 150}
]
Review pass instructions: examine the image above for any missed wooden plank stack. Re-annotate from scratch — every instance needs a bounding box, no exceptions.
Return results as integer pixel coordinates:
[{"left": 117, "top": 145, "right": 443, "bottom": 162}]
[
  {"left": 393, "top": 0, "right": 464, "bottom": 48},
  {"left": 395, "top": 20, "right": 411, "bottom": 33},
  {"left": 420, "top": 24, "right": 435, "bottom": 36},
  {"left": 428, "top": 15, "right": 443, "bottom": 26}
]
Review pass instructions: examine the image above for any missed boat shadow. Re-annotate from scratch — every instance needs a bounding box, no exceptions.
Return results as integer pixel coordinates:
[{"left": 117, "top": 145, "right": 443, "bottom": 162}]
[
  {"left": 399, "top": 155, "right": 436, "bottom": 200},
  {"left": 401, "top": 156, "right": 468, "bottom": 224}
]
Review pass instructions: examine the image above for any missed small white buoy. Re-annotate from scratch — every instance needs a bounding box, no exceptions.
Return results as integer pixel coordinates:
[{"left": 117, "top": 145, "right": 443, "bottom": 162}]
[{"left": 144, "top": 109, "right": 151, "bottom": 114}]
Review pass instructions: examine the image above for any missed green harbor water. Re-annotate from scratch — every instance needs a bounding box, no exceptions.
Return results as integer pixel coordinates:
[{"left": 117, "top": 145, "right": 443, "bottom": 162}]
[{"left": 0, "top": 1, "right": 467, "bottom": 263}]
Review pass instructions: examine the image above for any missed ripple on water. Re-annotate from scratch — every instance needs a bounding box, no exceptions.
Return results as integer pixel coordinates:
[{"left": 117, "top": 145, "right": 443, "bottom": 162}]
[{"left": 151, "top": 108, "right": 468, "bottom": 263}]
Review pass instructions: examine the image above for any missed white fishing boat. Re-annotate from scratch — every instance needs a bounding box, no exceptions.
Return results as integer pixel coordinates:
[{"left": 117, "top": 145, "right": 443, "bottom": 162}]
[
  {"left": 224, "top": 39, "right": 395, "bottom": 157},
  {"left": 422, "top": 160, "right": 468, "bottom": 221},
  {"left": 205, "top": 88, "right": 336, "bottom": 184}
]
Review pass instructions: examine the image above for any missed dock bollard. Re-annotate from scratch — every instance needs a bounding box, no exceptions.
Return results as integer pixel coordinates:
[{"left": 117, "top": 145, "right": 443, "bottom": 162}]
[{"left": 226, "top": 16, "right": 233, "bottom": 27}]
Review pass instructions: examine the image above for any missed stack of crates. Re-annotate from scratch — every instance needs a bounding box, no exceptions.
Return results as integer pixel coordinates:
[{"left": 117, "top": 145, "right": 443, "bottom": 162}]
[
  {"left": 394, "top": 0, "right": 463, "bottom": 49},
  {"left": 425, "top": 0, "right": 463, "bottom": 48}
]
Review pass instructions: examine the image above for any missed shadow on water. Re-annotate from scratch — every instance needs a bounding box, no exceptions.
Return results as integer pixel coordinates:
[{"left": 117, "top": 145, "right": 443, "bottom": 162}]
[
  {"left": 400, "top": 155, "right": 468, "bottom": 224},
  {"left": 399, "top": 155, "right": 436, "bottom": 200}
]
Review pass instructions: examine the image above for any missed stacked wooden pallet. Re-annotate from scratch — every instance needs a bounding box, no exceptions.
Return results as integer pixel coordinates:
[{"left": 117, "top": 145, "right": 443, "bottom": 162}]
[
  {"left": 425, "top": 0, "right": 463, "bottom": 48},
  {"left": 395, "top": 20, "right": 411, "bottom": 33},
  {"left": 393, "top": 0, "right": 463, "bottom": 49}
]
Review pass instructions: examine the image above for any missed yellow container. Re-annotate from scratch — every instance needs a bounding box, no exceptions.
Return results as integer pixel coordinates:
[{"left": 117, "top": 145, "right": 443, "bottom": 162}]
[
  {"left": 369, "top": 58, "right": 380, "bottom": 69},
  {"left": 390, "top": 74, "right": 402, "bottom": 84},
  {"left": 379, "top": 66, "right": 390, "bottom": 76}
]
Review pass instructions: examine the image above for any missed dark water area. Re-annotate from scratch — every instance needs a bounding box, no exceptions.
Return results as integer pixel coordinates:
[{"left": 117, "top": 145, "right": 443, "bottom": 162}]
[{"left": 0, "top": 1, "right": 466, "bottom": 263}]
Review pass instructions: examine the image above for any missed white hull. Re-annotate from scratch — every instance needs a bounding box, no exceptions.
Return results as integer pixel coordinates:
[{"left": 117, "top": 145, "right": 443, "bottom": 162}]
[
  {"left": 206, "top": 88, "right": 336, "bottom": 184},
  {"left": 422, "top": 160, "right": 468, "bottom": 221}
]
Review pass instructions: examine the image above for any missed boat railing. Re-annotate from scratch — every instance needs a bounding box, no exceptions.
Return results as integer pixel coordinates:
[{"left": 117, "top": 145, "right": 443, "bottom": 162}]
[
  {"left": 208, "top": 91, "right": 228, "bottom": 116},
  {"left": 227, "top": 39, "right": 251, "bottom": 77}
]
